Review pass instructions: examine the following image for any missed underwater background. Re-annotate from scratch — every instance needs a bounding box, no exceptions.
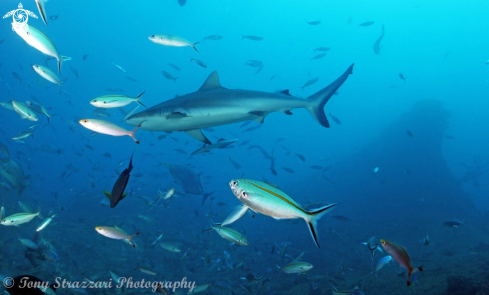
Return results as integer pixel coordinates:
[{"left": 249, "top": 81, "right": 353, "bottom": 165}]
[{"left": 0, "top": 0, "right": 489, "bottom": 294}]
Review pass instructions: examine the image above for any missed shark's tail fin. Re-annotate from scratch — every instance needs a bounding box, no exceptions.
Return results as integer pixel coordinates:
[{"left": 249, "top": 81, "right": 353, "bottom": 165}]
[{"left": 305, "top": 64, "right": 354, "bottom": 128}]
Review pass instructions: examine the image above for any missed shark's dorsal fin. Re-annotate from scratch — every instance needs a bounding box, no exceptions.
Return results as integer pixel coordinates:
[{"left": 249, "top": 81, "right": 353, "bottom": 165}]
[
  {"left": 279, "top": 89, "right": 291, "bottom": 96},
  {"left": 199, "top": 71, "right": 225, "bottom": 91}
]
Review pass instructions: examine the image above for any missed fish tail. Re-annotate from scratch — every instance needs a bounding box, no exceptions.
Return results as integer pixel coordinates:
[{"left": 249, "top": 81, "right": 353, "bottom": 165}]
[
  {"left": 127, "top": 233, "right": 139, "bottom": 247},
  {"left": 57, "top": 56, "right": 71, "bottom": 75},
  {"left": 135, "top": 91, "right": 147, "bottom": 108},
  {"left": 305, "top": 203, "right": 338, "bottom": 248},
  {"left": 305, "top": 64, "right": 353, "bottom": 128},
  {"left": 192, "top": 42, "right": 200, "bottom": 55},
  {"left": 201, "top": 191, "right": 215, "bottom": 206},
  {"left": 36, "top": 205, "right": 44, "bottom": 220},
  {"left": 129, "top": 126, "right": 140, "bottom": 144},
  {"left": 173, "top": 77, "right": 178, "bottom": 83}
]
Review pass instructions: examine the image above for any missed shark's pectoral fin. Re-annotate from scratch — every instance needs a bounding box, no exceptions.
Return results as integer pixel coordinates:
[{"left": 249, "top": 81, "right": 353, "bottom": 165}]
[
  {"left": 185, "top": 129, "right": 212, "bottom": 144},
  {"left": 279, "top": 89, "right": 291, "bottom": 96},
  {"left": 249, "top": 111, "right": 267, "bottom": 123},
  {"left": 167, "top": 112, "right": 188, "bottom": 119}
]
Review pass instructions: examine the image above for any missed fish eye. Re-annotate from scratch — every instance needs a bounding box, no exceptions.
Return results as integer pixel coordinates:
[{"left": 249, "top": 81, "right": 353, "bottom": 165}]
[
  {"left": 233, "top": 181, "right": 237, "bottom": 186},
  {"left": 241, "top": 191, "right": 247, "bottom": 197},
  {"left": 83, "top": 120, "right": 88, "bottom": 123}
]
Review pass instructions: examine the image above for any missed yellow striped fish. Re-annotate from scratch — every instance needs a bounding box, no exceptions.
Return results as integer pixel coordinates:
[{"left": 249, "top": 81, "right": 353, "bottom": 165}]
[{"left": 229, "top": 179, "right": 337, "bottom": 248}]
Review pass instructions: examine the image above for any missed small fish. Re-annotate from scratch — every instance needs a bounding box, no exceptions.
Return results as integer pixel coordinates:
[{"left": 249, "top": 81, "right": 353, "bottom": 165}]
[
  {"left": 229, "top": 157, "right": 242, "bottom": 169},
  {"left": 19, "top": 238, "right": 38, "bottom": 249},
  {"left": 373, "top": 25, "right": 385, "bottom": 55},
  {"left": 330, "top": 283, "right": 365, "bottom": 295},
  {"left": 311, "top": 53, "right": 326, "bottom": 60},
  {"left": 366, "top": 236, "right": 379, "bottom": 260},
  {"left": 328, "top": 112, "right": 342, "bottom": 125},
  {"left": 307, "top": 20, "right": 321, "bottom": 25},
  {"left": 301, "top": 77, "right": 319, "bottom": 90},
  {"left": 399, "top": 73, "right": 407, "bottom": 82},
  {"left": 380, "top": 239, "right": 423, "bottom": 286},
  {"left": 167, "top": 63, "right": 181, "bottom": 71},
  {"left": 295, "top": 153, "right": 306, "bottom": 162},
  {"left": 12, "top": 100, "right": 38, "bottom": 121},
  {"left": 12, "top": 128, "right": 36, "bottom": 142},
  {"left": 95, "top": 226, "right": 139, "bottom": 247},
  {"left": 36, "top": 214, "right": 57, "bottom": 231},
  {"left": 125, "top": 76, "right": 137, "bottom": 82},
  {"left": 79, "top": 119, "right": 140, "bottom": 143},
  {"left": 148, "top": 34, "right": 200, "bottom": 54},
  {"left": 406, "top": 129, "right": 415, "bottom": 137},
  {"left": 202, "top": 35, "right": 223, "bottom": 41},
  {"left": 190, "top": 57, "right": 207, "bottom": 68},
  {"left": 280, "top": 262, "right": 313, "bottom": 273},
  {"left": 83, "top": 54, "right": 89, "bottom": 60},
  {"left": 160, "top": 242, "right": 182, "bottom": 253},
  {"left": 309, "top": 165, "right": 323, "bottom": 170},
  {"left": 314, "top": 47, "right": 331, "bottom": 52},
  {"left": 105, "top": 152, "right": 135, "bottom": 208},
  {"left": 331, "top": 215, "right": 350, "bottom": 222},
  {"left": 70, "top": 65, "right": 79, "bottom": 79},
  {"left": 221, "top": 204, "right": 249, "bottom": 226},
  {"left": 359, "top": 21, "right": 375, "bottom": 26},
  {"left": 421, "top": 234, "right": 430, "bottom": 247},
  {"left": 32, "top": 65, "right": 65, "bottom": 93},
  {"left": 113, "top": 63, "right": 126, "bottom": 73},
  {"left": 157, "top": 134, "right": 167, "bottom": 140},
  {"left": 242, "top": 35, "right": 264, "bottom": 41},
  {"left": 135, "top": 266, "right": 157, "bottom": 275},
  {"left": 1, "top": 206, "right": 42, "bottom": 226},
  {"left": 443, "top": 219, "right": 464, "bottom": 228},
  {"left": 11, "top": 72, "right": 23, "bottom": 83},
  {"left": 49, "top": 14, "right": 59, "bottom": 20},
  {"left": 161, "top": 71, "right": 178, "bottom": 82},
  {"left": 204, "top": 219, "right": 248, "bottom": 246},
  {"left": 35, "top": 0, "right": 48, "bottom": 25},
  {"left": 91, "top": 92, "right": 146, "bottom": 108},
  {"left": 282, "top": 167, "right": 295, "bottom": 173}
]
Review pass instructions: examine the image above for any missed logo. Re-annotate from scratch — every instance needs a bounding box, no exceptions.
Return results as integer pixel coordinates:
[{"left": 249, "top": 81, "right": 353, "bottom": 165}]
[{"left": 3, "top": 3, "right": 38, "bottom": 31}]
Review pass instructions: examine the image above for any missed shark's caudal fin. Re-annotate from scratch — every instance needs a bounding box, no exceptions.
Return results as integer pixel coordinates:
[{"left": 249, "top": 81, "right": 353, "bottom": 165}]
[
  {"left": 304, "top": 203, "right": 338, "bottom": 248},
  {"left": 305, "top": 64, "right": 354, "bottom": 128},
  {"left": 57, "top": 56, "right": 71, "bottom": 75}
]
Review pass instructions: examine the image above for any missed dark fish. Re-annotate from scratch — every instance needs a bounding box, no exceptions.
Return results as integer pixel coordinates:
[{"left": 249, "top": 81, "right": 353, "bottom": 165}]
[
  {"left": 309, "top": 165, "right": 323, "bottom": 170},
  {"left": 178, "top": 0, "right": 186, "bottom": 6},
  {"left": 229, "top": 157, "right": 242, "bottom": 169},
  {"left": 0, "top": 39, "right": 6, "bottom": 45},
  {"left": 12, "top": 72, "right": 23, "bottom": 83},
  {"left": 85, "top": 144, "right": 94, "bottom": 150},
  {"left": 282, "top": 167, "right": 295, "bottom": 173},
  {"left": 301, "top": 77, "right": 319, "bottom": 90},
  {"left": 125, "top": 76, "right": 138, "bottom": 82},
  {"left": 270, "top": 154, "right": 277, "bottom": 176},
  {"left": 328, "top": 112, "right": 342, "bottom": 125},
  {"left": 373, "top": 24, "right": 385, "bottom": 54},
  {"left": 331, "top": 215, "right": 351, "bottom": 222},
  {"left": 174, "top": 149, "right": 187, "bottom": 154},
  {"left": 82, "top": 54, "right": 89, "bottom": 61},
  {"left": 167, "top": 63, "right": 181, "bottom": 71},
  {"left": 314, "top": 47, "right": 331, "bottom": 52},
  {"left": 101, "top": 152, "right": 112, "bottom": 158},
  {"left": 161, "top": 71, "right": 178, "bottom": 82},
  {"left": 49, "top": 14, "right": 60, "bottom": 20},
  {"left": 406, "top": 129, "right": 415, "bottom": 137},
  {"left": 255, "top": 65, "right": 263, "bottom": 75},
  {"left": 307, "top": 20, "right": 321, "bottom": 25},
  {"left": 443, "top": 219, "right": 464, "bottom": 228},
  {"left": 164, "top": 164, "right": 214, "bottom": 205},
  {"left": 70, "top": 66, "right": 79, "bottom": 79},
  {"left": 242, "top": 35, "right": 263, "bottom": 41},
  {"left": 243, "top": 125, "right": 262, "bottom": 133},
  {"left": 296, "top": 153, "right": 306, "bottom": 162},
  {"left": 399, "top": 73, "right": 407, "bottom": 82},
  {"left": 203, "top": 35, "right": 223, "bottom": 41},
  {"left": 190, "top": 57, "right": 207, "bottom": 68},
  {"left": 270, "top": 74, "right": 277, "bottom": 81},
  {"left": 157, "top": 134, "right": 167, "bottom": 140},
  {"left": 359, "top": 21, "right": 375, "bottom": 26},
  {"left": 105, "top": 152, "right": 134, "bottom": 208},
  {"left": 311, "top": 53, "right": 326, "bottom": 60}
]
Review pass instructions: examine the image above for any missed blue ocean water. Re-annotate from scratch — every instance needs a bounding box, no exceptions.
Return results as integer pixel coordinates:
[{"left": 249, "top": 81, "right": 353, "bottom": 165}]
[{"left": 0, "top": 0, "right": 489, "bottom": 294}]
